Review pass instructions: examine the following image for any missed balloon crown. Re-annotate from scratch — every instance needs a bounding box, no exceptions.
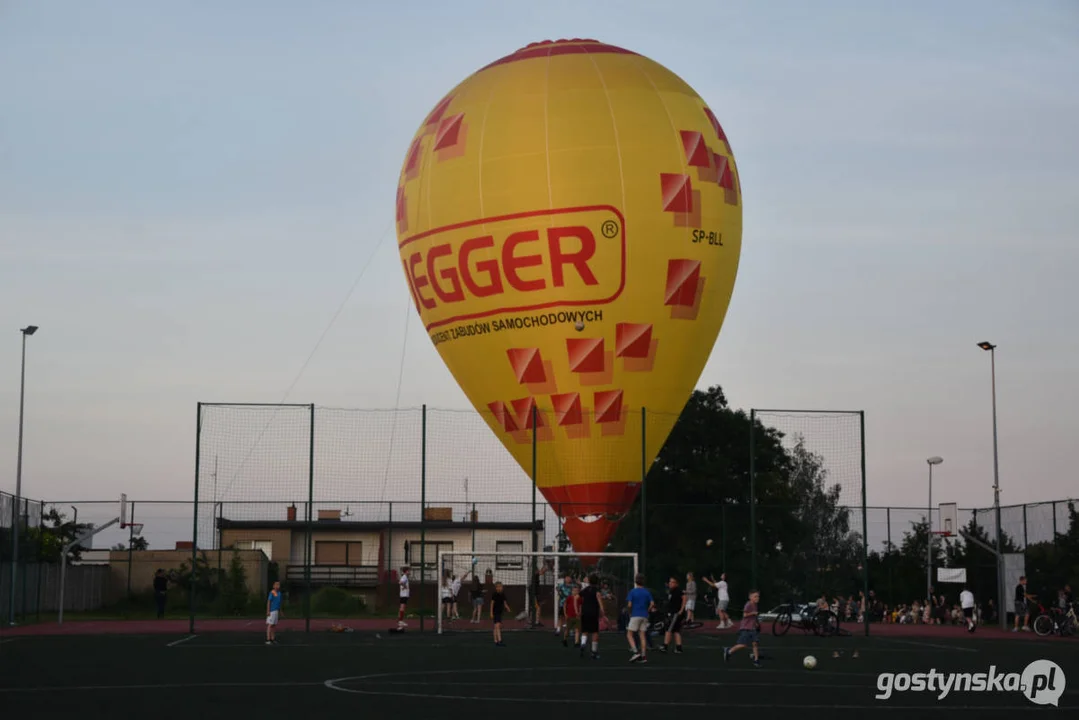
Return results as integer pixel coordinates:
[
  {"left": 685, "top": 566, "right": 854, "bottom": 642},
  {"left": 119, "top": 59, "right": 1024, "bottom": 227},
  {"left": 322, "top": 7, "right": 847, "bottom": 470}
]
[{"left": 521, "top": 38, "right": 602, "bottom": 50}]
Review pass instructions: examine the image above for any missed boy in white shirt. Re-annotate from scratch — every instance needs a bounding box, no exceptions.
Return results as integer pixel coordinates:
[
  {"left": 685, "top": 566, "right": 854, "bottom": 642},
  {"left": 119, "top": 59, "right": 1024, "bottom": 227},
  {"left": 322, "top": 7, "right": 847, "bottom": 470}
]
[
  {"left": 397, "top": 567, "right": 410, "bottom": 628},
  {"left": 685, "top": 572, "right": 698, "bottom": 622},
  {"left": 440, "top": 574, "right": 454, "bottom": 623},
  {"left": 960, "top": 586, "right": 976, "bottom": 632},
  {"left": 705, "top": 573, "right": 732, "bottom": 628}
]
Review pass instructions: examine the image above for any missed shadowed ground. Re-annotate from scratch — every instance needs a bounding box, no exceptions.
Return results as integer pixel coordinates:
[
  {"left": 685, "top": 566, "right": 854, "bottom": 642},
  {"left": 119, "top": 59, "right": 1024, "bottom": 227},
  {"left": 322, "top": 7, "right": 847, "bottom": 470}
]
[{"left": 1, "top": 623, "right": 1075, "bottom": 719}]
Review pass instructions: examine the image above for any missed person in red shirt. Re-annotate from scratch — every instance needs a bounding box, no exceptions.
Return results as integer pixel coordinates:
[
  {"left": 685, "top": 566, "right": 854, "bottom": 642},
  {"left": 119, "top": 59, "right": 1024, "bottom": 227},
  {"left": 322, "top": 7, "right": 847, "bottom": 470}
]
[{"left": 562, "top": 585, "right": 582, "bottom": 648}]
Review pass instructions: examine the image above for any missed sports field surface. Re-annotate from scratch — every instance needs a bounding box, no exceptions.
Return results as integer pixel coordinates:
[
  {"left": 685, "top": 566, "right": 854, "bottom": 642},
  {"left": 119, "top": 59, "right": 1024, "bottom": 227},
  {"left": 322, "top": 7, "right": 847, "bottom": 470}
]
[{"left": 1, "top": 621, "right": 1074, "bottom": 718}]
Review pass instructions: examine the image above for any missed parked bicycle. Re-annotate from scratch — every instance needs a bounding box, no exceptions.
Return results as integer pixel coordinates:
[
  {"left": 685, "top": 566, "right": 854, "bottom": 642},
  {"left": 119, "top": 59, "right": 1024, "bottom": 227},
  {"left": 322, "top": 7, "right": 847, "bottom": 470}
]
[
  {"left": 772, "top": 600, "right": 841, "bottom": 637},
  {"left": 1033, "top": 602, "right": 1077, "bottom": 637}
]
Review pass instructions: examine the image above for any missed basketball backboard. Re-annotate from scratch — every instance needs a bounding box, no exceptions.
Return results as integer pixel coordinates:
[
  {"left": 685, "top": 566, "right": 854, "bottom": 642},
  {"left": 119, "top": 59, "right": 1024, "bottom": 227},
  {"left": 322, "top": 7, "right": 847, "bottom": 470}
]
[{"left": 939, "top": 502, "right": 958, "bottom": 537}]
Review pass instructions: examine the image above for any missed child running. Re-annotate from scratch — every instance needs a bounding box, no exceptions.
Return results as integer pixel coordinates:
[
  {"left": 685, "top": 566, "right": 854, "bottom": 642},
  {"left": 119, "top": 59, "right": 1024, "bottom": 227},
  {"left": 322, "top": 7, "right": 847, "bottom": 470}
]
[
  {"left": 626, "top": 573, "right": 655, "bottom": 663},
  {"left": 562, "top": 585, "right": 582, "bottom": 648},
  {"left": 723, "top": 589, "right": 761, "bottom": 668},
  {"left": 578, "top": 573, "right": 604, "bottom": 659},
  {"left": 491, "top": 581, "right": 509, "bottom": 646},
  {"left": 960, "top": 585, "right": 976, "bottom": 632}
]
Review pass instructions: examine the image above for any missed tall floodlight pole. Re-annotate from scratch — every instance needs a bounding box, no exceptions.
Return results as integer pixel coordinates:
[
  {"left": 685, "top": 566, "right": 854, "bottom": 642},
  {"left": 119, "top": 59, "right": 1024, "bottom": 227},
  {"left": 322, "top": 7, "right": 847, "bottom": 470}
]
[
  {"left": 977, "top": 341, "right": 1005, "bottom": 630},
  {"left": 9, "top": 325, "right": 39, "bottom": 626},
  {"left": 926, "top": 456, "right": 943, "bottom": 606}
]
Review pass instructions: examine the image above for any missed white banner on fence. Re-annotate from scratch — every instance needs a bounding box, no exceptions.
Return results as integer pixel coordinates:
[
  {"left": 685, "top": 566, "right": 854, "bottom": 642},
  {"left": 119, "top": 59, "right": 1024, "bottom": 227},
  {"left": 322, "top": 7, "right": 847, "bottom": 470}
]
[{"left": 936, "top": 567, "right": 967, "bottom": 584}]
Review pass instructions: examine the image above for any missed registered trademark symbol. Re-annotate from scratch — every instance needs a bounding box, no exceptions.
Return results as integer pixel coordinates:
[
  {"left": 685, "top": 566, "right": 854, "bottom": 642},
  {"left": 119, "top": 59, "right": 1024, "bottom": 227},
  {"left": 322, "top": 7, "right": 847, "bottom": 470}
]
[{"left": 601, "top": 220, "right": 619, "bottom": 238}]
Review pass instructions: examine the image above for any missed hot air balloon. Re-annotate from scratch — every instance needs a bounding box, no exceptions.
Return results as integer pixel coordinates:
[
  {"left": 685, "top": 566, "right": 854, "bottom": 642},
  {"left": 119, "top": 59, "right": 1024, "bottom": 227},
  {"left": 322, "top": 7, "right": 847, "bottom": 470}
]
[{"left": 396, "top": 39, "right": 742, "bottom": 554}]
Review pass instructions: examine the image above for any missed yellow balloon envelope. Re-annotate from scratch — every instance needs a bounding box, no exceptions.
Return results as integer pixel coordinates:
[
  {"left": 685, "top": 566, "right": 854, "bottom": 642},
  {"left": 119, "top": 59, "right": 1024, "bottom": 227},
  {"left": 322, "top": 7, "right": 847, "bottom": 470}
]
[{"left": 396, "top": 39, "right": 742, "bottom": 553}]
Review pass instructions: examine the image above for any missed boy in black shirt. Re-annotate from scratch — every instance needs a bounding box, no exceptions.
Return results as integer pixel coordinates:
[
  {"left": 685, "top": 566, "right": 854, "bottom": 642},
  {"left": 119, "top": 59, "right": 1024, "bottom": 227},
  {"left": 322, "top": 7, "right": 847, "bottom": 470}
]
[
  {"left": 1013, "top": 576, "right": 1034, "bottom": 632},
  {"left": 491, "top": 581, "right": 509, "bottom": 646},
  {"left": 660, "top": 576, "right": 686, "bottom": 654},
  {"left": 578, "top": 573, "right": 604, "bottom": 659}
]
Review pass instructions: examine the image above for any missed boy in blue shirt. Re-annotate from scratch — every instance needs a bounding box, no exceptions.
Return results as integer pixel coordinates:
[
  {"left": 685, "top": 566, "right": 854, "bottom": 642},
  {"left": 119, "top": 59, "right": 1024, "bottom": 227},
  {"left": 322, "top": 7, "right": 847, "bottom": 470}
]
[
  {"left": 266, "top": 581, "right": 283, "bottom": 645},
  {"left": 626, "top": 573, "right": 655, "bottom": 663}
]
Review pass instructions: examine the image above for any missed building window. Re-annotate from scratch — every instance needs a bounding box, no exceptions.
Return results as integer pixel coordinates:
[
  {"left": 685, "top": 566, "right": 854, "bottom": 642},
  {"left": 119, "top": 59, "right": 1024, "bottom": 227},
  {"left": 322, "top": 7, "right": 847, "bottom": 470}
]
[
  {"left": 495, "top": 541, "right": 524, "bottom": 569},
  {"left": 235, "top": 540, "right": 273, "bottom": 561},
  {"left": 405, "top": 541, "right": 453, "bottom": 579},
  {"left": 315, "top": 541, "right": 364, "bottom": 566}
]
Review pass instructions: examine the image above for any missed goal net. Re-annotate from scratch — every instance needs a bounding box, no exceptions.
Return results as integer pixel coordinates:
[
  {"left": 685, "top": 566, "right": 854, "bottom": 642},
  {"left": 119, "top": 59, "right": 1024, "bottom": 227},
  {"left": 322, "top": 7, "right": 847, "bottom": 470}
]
[{"left": 436, "top": 551, "right": 639, "bottom": 635}]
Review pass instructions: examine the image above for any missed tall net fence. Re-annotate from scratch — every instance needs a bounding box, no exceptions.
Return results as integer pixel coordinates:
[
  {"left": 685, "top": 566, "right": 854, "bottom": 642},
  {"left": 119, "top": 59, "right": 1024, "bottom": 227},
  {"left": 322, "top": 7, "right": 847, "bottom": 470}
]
[
  {"left": 972, "top": 500, "right": 1074, "bottom": 550},
  {"left": 750, "top": 410, "right": 868, "bottom": 632},
  {"left": 15, "top": 399, "right": 1075, "bottom": 634},
  {"left": 185, "top": 403, "right": 670, "bottom": 631},
  {"left": 1, "top": 491, "right": 45, "bottom": 622}
]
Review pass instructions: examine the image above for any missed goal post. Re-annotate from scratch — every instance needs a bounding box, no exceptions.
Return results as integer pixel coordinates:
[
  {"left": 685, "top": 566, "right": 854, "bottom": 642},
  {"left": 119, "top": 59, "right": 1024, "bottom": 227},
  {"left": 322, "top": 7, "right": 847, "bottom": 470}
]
[{"left": 436, "top": 551, "right": 639, "bottom": 635}]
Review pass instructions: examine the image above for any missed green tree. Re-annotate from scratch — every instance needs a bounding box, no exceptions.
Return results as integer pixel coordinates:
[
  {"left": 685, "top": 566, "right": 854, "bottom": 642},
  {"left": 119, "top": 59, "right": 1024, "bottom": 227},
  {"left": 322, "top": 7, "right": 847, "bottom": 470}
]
[
  {"left": 1020, "top": 502, "right": 1078, "bottom": 605},
  {"left": 218, "top": 549, "right": 250, "bottom": 615},
  {"left": 24, "top": 507, "right": 94, "bottom": 563},
  {"left": 171, "top": 550, "right": 221, "bottom": 610},
  {"left": 608, "top": 385, "right": 864, "bottom": 604}
]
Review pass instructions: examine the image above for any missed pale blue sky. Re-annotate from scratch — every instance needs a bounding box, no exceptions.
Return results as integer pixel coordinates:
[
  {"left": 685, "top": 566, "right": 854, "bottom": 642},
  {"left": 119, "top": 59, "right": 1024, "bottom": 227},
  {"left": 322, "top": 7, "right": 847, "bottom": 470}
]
[{"left": 2, "top": 1, "right": 1078, "bottom": 522}]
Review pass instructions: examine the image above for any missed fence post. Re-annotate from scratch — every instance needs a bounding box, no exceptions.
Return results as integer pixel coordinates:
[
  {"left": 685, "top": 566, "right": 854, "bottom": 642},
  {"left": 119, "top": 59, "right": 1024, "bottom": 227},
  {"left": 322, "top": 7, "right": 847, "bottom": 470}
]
[
  {"left": 419, "top": 405, "right": 427, "bottom": 632},
  {"left": 190, "top": 402, "right": 202, "bottom": 634},
  {"left": 886, "top": 507, "right": 891, "bottom": 549},
  {"left": 1052, "top": 501, "right": 1058, "bottom": 538},
  {"left": 640, "top": 407, "right": 646, "bottom": 574},
  {"left": 531, "top": 404, "right": 537, "bottom": 557},
  {"left": 126, "top": 503, "right": 135, "bottom": 599},
  {"left": 1022, "top": 503, "right": 1028, "bottom": 549},
  {"left": 749, "top": 410, "right": 757, "bottom": 591},
  {"left": 387, "top": 502, "right": 393, "bottom": 611},
  {"left": 20, "top": 499, "right": 28, "bottom": 621},
  {"left": 35, "top": 502, "right": 43, "bottom": 622},
  {"left": 721, "top": 503, "right": 727, "bottom": 572},
  {"left": 304, "top": 403, "right": 314, "bottom": 633},
  {"left": 886, "top": 506, "right": 893, "bottom": 605},
  {"left": 859, "top": 411, "right": 869, "bottom": 637},
  {"left": 216, "top": 502, "right": 223, "bottom": 579},
  {"left": 530, "top": 404, "right": 538, "bottom": 626}
]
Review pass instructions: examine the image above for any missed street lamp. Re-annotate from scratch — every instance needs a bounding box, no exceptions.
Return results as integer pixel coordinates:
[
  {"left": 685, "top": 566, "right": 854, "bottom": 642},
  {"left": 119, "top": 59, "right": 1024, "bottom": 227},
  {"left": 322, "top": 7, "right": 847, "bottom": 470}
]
[
  {"left": 978, "top": 340, "right": 1005, "bottom": 630},
  {"left": 9, "top": 325, "right": 39, "bottom": 626},
  {"left": 926, "top": 456, "right": 943, "bottom": 606}
]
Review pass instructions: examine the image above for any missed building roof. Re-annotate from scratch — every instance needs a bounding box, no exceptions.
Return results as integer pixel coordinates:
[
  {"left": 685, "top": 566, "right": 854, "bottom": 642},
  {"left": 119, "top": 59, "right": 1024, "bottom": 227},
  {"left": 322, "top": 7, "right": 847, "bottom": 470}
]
[{"left": 217, "top": 518, "right": 543, "bottom": 532}]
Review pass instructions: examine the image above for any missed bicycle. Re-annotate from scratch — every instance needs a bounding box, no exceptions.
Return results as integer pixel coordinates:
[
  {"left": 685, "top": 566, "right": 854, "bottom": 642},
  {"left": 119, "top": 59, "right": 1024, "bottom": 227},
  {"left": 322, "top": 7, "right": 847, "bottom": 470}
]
[
  {"left": 773, "top": 601, "right": 841, "bottom": 637},
  {"left": 1033, "top": 602, "right": 1078, "bottom": 637}
]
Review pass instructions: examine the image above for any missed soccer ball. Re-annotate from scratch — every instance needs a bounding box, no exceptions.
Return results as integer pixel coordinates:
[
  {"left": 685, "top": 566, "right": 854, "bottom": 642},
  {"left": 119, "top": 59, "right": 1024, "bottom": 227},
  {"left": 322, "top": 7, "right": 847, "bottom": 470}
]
[
  {"left": 574, "top": 320, "right": 585, "bottom": 331},
  {"left": 706, "top": 539, "right": 713, "bottom": 547},
  {"left": 803, "top": 655, "right": 817, "bottom": 670}
]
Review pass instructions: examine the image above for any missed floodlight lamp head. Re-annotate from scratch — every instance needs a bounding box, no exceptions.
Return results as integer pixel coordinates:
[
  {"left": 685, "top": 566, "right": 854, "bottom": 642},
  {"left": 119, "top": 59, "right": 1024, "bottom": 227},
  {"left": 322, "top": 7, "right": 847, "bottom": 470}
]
[
  {"left": 977, "top": 341, "right": 995, "bottom": 351},
  {"left": 21, "top": 325, "right": 39, "bottom": 336},
  {"left": 927, "top": 456, "right": 944, "bottom": 466}
]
